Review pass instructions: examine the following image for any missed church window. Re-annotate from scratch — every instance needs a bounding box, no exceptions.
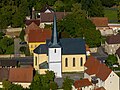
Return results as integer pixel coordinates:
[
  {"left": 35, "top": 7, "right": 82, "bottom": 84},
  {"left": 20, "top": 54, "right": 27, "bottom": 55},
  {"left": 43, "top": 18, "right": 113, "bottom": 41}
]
[
  {"left": 80, "top": 57, "right": 83, "bottom": 66},
  {"left": 73, "top": 58, "right": 75, "bottom": 67},
  {"left": 54, "top": 49, "right": 56, "bottom": 53},
  {"left": 65, "top": 58, "right": 68, "bottom": 67},
  {"left": 35, "top": 56, "right": 37, "bottom": 65}
]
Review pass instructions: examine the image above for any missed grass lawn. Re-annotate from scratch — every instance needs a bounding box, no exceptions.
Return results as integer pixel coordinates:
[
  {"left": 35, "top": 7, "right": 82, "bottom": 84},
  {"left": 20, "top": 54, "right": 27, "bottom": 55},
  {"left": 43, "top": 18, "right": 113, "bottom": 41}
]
[{"left": 104, "top": 8, "right": 118, "bottom": 22}]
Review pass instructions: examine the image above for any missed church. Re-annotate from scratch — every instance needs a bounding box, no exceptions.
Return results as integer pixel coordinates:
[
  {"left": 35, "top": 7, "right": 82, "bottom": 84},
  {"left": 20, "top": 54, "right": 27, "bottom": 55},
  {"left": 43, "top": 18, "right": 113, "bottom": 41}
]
[{"left": 33, "top": 14, "right": 86, "bottom": 78}]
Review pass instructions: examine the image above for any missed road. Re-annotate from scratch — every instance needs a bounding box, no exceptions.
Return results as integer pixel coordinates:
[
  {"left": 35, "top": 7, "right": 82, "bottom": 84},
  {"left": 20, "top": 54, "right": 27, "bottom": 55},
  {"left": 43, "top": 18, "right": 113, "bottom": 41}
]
[{"left": 91, "top": 46, "right": 108, "bottom": 62}]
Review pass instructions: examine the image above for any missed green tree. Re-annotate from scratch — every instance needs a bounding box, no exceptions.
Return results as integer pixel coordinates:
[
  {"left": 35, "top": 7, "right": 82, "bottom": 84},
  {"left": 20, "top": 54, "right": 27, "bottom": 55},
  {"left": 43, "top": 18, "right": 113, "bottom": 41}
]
[
  {"left": 2, "top": 80, "right": 12, "bottom": 90},
  {"left": 81, "top": 0, "right": 104, "bottom": 17},
  {"left": 20, "top": 46, "right": 26, "bottom": 53},
  {"left": 53, "top": 0, "right": 64, "bottom": 12},
  {"left": 62, "top": 77, "right": 74, "bottom": 90},
  {"left": 58, "top": 4, "right": 101, "bottom": 47},
  {"left": 50, "top": 81, "right": 58, "bottom": 90},
  {"left": 101, "top": 0, "right": 115, "bottom": 7},
  {"left": 118, "top": 2, "right": 120, "bottom": 22},
  {"left": 105, "top": 55, "right": 118, "bottom": 67}
]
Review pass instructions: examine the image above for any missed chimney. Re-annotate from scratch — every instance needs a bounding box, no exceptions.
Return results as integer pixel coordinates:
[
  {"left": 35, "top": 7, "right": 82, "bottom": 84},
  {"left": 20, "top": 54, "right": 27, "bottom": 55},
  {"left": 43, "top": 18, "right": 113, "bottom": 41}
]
[{"left": 32, "top": 7, "right": 35, "bottom": 19}]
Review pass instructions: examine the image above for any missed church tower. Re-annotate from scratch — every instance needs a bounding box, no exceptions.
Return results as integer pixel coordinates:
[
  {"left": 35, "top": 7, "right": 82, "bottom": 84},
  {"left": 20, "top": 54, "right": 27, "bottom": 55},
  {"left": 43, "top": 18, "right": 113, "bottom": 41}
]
[{"left": 48, "top": 13, "right": 62, "bottom": 77}]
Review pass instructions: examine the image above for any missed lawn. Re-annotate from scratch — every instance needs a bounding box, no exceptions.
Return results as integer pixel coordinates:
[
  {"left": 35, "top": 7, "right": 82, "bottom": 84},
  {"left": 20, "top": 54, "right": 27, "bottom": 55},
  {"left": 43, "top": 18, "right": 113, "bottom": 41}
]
[{"left": 104, "top": 8, "right": 118, "bottom": 22}]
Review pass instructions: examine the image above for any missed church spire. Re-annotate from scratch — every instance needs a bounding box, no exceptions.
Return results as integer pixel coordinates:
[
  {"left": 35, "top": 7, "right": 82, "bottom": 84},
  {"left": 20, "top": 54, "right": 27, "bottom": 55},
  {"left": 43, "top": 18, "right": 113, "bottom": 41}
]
[{"left": 49, "top": 13, "right": 61, "bottom": 48}]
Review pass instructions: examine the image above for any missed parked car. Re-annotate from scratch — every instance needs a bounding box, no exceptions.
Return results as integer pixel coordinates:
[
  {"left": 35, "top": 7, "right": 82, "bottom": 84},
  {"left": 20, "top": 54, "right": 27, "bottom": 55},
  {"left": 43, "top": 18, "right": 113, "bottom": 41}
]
[{"left": 19, "top": 41, "right": 27, "bottom": 45}]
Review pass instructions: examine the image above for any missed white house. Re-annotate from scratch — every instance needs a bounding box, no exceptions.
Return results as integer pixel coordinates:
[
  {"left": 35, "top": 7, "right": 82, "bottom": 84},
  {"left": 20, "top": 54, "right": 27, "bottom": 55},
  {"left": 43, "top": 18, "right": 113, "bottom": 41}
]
[{"left": 84, "top": 56, "right": 120, "bottom": 90}]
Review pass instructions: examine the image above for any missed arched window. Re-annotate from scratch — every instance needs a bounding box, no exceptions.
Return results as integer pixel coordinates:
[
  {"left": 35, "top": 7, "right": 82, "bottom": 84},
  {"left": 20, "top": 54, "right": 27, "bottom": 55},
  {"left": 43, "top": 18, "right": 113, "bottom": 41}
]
[
  {"left": 35, "top": 56, "right": 37, "bottom": 66},
  {"left": 65, "top": 58, "right": 68, "bottom": 67},
  {"left": 73, "top": 58, "right": 75, "bottom": 67},
  {"left": 80, "top": 57, "right": 83, "bottom": 66}
]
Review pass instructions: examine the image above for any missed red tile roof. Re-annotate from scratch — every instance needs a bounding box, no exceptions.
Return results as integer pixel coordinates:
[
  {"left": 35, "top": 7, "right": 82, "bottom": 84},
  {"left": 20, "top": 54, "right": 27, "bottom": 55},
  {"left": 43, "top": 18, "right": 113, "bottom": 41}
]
[
  {"left": 28, "top": 28, "right": 52, "bottom": 42},
  {"left": 95, "top": 87, "right": 106, "bottom": 90},
  {"left": 84, "top": 56, "right": 112, "bottom": 81},
  {"left": 106, "top": 33, "right": 120, "bottom": 44},
  {"left": 0, "top": 68, "right": 9, "bottom": 81},
  {"left": 40, "top": 12, "right": 68, "bottom": 22},
  {"left": 25, "top": 19, "right": 40, "bottom": 26},
  {"left": 74, "top": 78, "right": 92, "bottom": 88},
  {"left": 90, "top": 17, "right": 108, "bottom": 27},
  {"left": 9, "top": 67, "right": 33, "bottom": 83},
  {"left": 116, "top": 47, "right": 120, "bottom": 57},
  {"left": 25, "top": 22, "right": 41, "bottom": 34}
]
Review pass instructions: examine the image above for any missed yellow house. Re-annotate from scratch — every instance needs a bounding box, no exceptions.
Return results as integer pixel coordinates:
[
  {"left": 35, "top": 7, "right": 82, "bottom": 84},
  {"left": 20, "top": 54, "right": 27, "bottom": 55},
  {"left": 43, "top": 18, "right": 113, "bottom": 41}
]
[
  {"left": 33, "top": 14, "right": 86, "bottom": 77},
  {"left": 24, "top": 22, "right": 51, "bottom": 54}
]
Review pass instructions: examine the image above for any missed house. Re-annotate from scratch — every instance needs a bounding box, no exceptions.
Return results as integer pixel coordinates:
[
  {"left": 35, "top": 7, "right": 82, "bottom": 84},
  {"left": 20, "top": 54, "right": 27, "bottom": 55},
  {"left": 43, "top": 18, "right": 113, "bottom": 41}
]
[
  {"left": 104, "top": 33, "right": 120, "bottom": 54},
  {"left": 0, "top": 67, "right": 33, "bottom": 88},
  {"left": 8, "top": 67, "right": 33, "bottom": 88},
  {"left": 72, "top": 78, "right": 93, "bottom": 90},
  {"left": 33, "top": 14, "right": 86, "bottom": 77},
  {"left": 108, "top": 23, "right": 120, "bottom": 35},
  {"left": 40, "top": 12, "right": 68, "bottom": 28},
  {"left": 25, "top": 19, "right": 40, "bottom": 27},
  {"left": 24, "top": 22, "right": 52, "bottom": 53},
  {"left": 90, "top": 17, "right": 113, "bottom": 36},
  {"left": 84, "top": 56, "right": 120, "bottom": 90},
  {"left": 116, "top": 47, "right": 120, "bottom": 65}
]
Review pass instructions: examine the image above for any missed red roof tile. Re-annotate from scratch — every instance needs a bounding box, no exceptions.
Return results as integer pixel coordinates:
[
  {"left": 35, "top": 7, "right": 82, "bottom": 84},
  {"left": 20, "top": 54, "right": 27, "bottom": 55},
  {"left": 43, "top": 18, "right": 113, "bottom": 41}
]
[
  {"left": 25, "top": 19, "right": 40, "bottom": 26},
  {"left": 106, "top": 33, "right": 120, "bottom": 44},
  {"left": 74, "top": 78, "right": 92, "bottom": 88},
  {"left": 28, "top": 28, "right": 51, "bottom": 42},
  {"left": 84, "top": 56, "right": 112, "bottom": 81},
  {"left": 90, "top": 17, "right": 108, "bottom": 27},
  {"left": 95, "top": 87, "right": 106, "bottom": 90},
  {"left": 40, "top": 12, "right": 68, "bottom": 22},
  {"left": 9, "top": 67, "right": 33, "bottom": 83},
  {"left": 0, "top": 68, "right": 9, "bottom": 81},
  {"left": 25, "top": 22, "right": 41, "bottom": 34}
]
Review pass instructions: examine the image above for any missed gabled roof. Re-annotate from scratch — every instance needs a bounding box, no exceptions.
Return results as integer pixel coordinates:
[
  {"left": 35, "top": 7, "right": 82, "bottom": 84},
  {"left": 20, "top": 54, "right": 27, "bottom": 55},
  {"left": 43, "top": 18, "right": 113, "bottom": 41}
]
[
  {"left": 9, "top": 67, "right": 33, "bottom": 83},
  {"left": 0, "top": 68, "right": 9, "bottom": 81},
  {"left": 74, "top": 78, "right": 92, "bottom": 88},
  {"left": 84, "top": 56, "right": 112, "bottom": 81},
  {"left": 34, "top": 38, "right": 86, "bottom": 55},
  {"left": 90, "top": 17, "right": 108, "bottom": 27},
  {"left": 116, "top": 47, "right": 120, "bottom": 57},
  {"left": 25, "top": 19, "right": 40, "bottom": 26},
  {"left": 106, "top": 33, "right": 120, "bottom": 44},
  {"left": 28, "top": 28, "right": 51, "bottom": 42},
  {"left": 40, "top": 12, "right": 68, "bottom": 22},
  {"left": 95, "top": 87, "right": 106, "bottom": 90},
  {"left": 25, "top": 22, "right": 41, "bottom": 34}
]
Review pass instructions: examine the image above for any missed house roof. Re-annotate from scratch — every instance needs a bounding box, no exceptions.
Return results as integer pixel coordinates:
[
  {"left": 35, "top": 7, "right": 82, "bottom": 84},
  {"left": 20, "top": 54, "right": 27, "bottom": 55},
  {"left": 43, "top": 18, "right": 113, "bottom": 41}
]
[
  {"left": 84, "top": 56, "right": 112, "bottom": 81},
  {"left": 74, "top": 78, "right": 92, "bottom": 88},
  {"left": 34, "top": 38, "right": 86, "bottom": 55},
  {"left": 0, "top": 68, "right": 9, "bottom": 81},
  {"left": 40, "top": 12, "right": 68, "bottom": 22},
  {"left": 116, "top": 47, "right": 120, "bottom": 57},
  {"left": 0, "top": 60, "right": 17, "bottom": 67},
  {"left": 25, "top": 22, "right": 41, "bottom": 34},
  {"left": 25, "top": 19, "right": 40, "bottom": 26},
  {"left": 106, "top": 33, "right": 120, "bottom": 44},
  {"left": 90, "top": 17, "right": 108, "bottom": 27},
  {"left": 28, "top": 28, "right": 51, "bottom": 42},
  {"left": 84, "top": 56, "right": 100, "bottom": 75},
  {"left": 95, "top": 87, "right": 106, "bottom": 90},
  {"left": 9, "top": 67, "right": 33, "bottom": 83}
]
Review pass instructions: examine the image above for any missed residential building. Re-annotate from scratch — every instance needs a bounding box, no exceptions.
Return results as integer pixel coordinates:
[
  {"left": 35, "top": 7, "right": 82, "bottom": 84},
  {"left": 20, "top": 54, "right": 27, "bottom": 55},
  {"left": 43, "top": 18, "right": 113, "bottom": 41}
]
[
  {"left": 0, "top": 67, "right": 33, "bottom": 88},
  {"left": 90, "top": 17, "right": 113, "bottom": 36},
  {"left": 84, "top": 56, "right": 120, "bottom": 90},
  {"left": 33, "top": 14, "right": 86, "bottom": 77},
  {"left": 104, "top": 33, "right": 120, "bottom": 54},
  {"left": 40, "top": 12, "right": 68, "bottom": 28},
  {"left": 25, "top": 19, "right": 40, "bottom": 27},
  {"left": 72, "top": 78, "right": 93, "bottom": 90},
  {"left": 24, "top": 22, "right": 52, "bottom": 53},
  {"left": 116, "top": 47, "right": 120, "bottom": 65}
]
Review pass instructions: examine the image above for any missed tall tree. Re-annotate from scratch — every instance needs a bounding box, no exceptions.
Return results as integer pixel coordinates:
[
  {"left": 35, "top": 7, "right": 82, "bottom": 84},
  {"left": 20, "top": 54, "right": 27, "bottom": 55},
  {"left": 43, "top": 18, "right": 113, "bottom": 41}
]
[{"left": 81, "top": 0, "right": 104, "bottom": 17}]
